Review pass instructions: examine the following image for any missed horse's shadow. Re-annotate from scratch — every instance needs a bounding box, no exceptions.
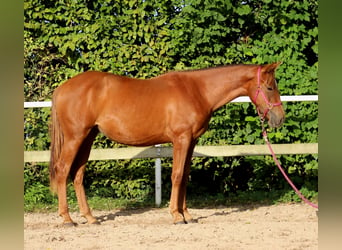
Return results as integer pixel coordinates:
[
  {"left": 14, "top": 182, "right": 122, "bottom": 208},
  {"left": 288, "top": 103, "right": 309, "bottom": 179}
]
[
  {"left": 193, "top": 206, "right": 252, "bottom": 222},
  {"left": 94, "top": 204, "right": 265, "bottom": 224},
  {"left": 95, "top": 208, "right": 151, "bottom": 223},
  {"left": 96, "top": 213, "right": 116, "bottom": 223}
]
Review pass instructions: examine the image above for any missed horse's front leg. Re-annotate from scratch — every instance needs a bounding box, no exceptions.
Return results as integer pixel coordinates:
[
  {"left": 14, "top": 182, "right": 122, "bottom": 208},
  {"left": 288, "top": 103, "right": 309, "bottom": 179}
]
[
  {"left": 179, "top": 141, "right": 196, "bottom": 223},
  {"left": 169, "top": 134, "right": 195, "bottom": 224}
]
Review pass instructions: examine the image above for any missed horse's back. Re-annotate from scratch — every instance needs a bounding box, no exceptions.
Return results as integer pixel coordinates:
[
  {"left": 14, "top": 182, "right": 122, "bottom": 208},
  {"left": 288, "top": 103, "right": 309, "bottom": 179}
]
[
  {"left": 54, "top": 71, "right": 135, "bottom": 110},
  {"left": 54, "top": 71, "right": 122, "bottom": 96}
]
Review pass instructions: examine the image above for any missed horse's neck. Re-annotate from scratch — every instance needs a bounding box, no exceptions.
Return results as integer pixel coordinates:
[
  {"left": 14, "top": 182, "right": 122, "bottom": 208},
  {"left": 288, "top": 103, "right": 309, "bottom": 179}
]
[{"left": 191, "top": 66, "right": 255, "bottom": 111}]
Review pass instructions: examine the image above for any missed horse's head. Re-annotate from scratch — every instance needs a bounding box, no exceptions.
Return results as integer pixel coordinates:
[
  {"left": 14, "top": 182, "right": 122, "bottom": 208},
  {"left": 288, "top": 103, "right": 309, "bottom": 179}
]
[{"left": 250, "top": 63, "right": 285, "bottom": 128}]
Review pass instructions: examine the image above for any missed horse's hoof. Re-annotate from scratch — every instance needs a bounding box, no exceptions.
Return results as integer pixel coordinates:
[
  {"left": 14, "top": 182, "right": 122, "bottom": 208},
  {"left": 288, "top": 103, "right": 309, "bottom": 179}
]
[
  {"left": 63, "top": 222, "right": 77, "bottom": 227},
  {"left": 174, "top": 220, "right": 186, "bottom": 225}
]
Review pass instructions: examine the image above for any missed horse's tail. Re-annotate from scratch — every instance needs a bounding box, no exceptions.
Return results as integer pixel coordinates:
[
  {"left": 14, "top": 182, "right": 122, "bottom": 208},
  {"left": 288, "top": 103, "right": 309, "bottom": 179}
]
[{"left": 49, "top": 93, "right": 63, "bottom": 194}]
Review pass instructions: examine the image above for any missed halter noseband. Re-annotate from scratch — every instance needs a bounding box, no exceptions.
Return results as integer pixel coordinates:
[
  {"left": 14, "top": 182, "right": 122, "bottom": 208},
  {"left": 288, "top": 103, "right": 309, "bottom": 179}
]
[{"left": 252, "top": 66, "right": 282, "bottom": 120}]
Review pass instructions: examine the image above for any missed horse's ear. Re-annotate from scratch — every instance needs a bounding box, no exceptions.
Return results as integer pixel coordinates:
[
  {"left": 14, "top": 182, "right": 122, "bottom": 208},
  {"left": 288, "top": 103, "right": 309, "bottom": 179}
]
[{"left": 263, "top": 62, "right": 282, "bottom": 73}]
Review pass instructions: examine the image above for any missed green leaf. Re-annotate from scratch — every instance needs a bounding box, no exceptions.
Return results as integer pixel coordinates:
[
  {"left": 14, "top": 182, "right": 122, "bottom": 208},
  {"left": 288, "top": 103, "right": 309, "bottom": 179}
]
[{"left": 236, "top": 5, "right": 251, "bottom": 15}]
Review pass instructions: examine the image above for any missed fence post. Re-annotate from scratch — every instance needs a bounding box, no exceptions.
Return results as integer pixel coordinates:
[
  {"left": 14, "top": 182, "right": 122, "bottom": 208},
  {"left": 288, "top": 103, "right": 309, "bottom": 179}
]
[{"left": 155, "top": 144, "right": 162, "bottom": 207}]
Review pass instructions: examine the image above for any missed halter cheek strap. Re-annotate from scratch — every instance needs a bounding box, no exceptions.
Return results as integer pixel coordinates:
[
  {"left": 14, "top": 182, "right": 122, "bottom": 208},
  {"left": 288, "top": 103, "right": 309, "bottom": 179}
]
[{"left": 253, "top": 67, "right": 282, "bottom": 120}]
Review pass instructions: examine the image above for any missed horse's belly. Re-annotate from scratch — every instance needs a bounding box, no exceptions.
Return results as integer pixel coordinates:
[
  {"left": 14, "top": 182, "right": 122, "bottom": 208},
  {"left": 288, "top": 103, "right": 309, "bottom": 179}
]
[{"left": 97, "top": 120, "right": 169, "bottom": 146}]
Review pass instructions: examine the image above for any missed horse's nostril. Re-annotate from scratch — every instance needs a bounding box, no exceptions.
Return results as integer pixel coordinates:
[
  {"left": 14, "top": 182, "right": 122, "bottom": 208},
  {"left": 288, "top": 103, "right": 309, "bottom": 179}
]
[{"left": 276, "top": 117, "right": 285, "bottom": 127}]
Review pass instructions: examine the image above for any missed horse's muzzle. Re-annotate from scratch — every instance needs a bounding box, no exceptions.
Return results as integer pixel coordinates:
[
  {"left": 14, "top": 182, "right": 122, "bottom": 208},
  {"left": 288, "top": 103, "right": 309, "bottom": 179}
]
[{"left": 268, "top": 110, "right": 285, "bottom": 128}]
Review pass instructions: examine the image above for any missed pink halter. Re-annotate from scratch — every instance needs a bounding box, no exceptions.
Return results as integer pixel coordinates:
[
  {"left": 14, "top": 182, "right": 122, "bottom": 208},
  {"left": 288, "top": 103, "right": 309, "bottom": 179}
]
[{"left": 252, "top": 67, "right": 282, "bottom": 120}]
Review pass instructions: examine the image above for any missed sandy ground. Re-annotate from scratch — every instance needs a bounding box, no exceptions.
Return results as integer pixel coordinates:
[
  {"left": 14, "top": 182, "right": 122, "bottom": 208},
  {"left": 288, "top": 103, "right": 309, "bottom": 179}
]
[{"left": 24, "top": 203, "right": 317, "bottom": 250}]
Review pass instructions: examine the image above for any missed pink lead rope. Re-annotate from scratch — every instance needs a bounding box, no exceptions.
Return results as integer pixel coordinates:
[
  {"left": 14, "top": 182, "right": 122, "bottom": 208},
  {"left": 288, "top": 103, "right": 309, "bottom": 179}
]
[
  {"left": 260, "top": 120, "right": 318, "bottom": 209},
  {"left": 254, "top": 66, "right": 318, "bottom": 209}
]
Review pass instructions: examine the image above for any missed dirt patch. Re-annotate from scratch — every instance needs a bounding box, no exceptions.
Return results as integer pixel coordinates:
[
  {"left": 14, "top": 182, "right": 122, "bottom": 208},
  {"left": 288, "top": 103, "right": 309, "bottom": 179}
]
[{"left": 24, "top": 203, "right": 317, "bottom": 250}]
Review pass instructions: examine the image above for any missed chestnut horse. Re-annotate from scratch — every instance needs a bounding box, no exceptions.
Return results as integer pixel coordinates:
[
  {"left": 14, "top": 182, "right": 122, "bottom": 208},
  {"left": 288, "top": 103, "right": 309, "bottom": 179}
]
[{"left": 49, "top": 63, "right": 285, "bottom": 226}]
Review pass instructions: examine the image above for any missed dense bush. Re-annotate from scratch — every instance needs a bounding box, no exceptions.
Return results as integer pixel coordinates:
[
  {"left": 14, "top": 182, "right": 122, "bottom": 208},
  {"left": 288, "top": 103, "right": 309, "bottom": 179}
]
[{"left": 24, "top": 0, "right": 318, "bottom": 205}]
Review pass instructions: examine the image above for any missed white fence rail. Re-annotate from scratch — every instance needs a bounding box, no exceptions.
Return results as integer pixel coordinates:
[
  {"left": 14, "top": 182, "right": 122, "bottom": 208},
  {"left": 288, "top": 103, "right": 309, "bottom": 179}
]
[{"left": 24, "top": 95, "right": 318, "bottom": 108}]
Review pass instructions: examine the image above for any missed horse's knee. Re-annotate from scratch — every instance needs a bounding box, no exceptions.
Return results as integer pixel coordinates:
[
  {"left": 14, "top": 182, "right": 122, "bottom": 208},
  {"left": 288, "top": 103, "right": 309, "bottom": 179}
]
[
  {"left": 171, "top": 168, "right": 186, "bottom": 185},
  {"left": 54, "top": 164, "right": 70, "bottom": 183},
  {"left": 171, "top": 174, "right": 182, "bottom": 185},
  {"left": 73, "top": 175, "right": 84, "bottom": 186}
]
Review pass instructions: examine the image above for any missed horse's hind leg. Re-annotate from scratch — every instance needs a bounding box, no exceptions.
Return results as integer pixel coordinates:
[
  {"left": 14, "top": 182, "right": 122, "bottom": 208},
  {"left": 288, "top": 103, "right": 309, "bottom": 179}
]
[
  {"left": 55, "top": 137, "right": 85, "bottom": 226},
  {"left": 70, "top": 127, "right": 99, "bottom": 224}
]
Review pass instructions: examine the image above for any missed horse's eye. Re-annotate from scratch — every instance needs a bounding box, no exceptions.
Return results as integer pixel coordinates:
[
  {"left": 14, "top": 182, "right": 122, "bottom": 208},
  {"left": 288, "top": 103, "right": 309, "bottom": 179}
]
[{"left": 267, "top": 86, "right": 273, "bottom": 91}]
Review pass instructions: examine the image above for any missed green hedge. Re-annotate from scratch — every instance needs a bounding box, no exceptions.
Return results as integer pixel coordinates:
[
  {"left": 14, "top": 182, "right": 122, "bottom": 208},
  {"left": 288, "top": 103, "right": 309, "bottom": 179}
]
[{"left": 24, "top": 0, "right": 318, "bottom": 205}]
